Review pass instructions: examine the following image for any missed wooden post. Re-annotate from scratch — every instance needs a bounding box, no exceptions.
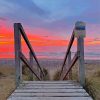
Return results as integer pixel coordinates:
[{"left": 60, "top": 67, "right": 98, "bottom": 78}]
[
  {"left": 68, "top": 51, "right": 72, "bottom": 79},
  {"left": 29, "top": 51, "right": 34, "bottom": 80},
  {"left": 14, "top": 23, "right": 22, "bottom": 87},
  {"left": 77, "top": 37, "right": 85, "bottom": 87}
]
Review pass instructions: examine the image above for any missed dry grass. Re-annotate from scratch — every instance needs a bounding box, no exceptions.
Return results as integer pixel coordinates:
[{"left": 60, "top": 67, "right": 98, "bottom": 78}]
[
  {"left": 53, "top": 70, "right": 61, "bottom": 80},
  {"left": 71, "top": 62, "right": 100, "bottom": 100},
  {"left": 84, "top": 78, "right": 97, "bottom": 100},
  {"left": 0, "top": 66, "right": 16, "bottom": 100},
  {"left": 0, "top": 60, "right": 100, "bottom": 100}
]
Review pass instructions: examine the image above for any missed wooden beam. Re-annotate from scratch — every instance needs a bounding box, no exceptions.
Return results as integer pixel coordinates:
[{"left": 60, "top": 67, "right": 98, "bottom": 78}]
[
  {"left": 68, "top": 51, "right": 72, "bottom": 79},
  {"left": 77, "top": 37, "right": 85, "bottom": 87},
  {"left": 19, "top": 52, "right": 41, "bottom": 80},
  {"left": 29, "top": 51, "right": 34, "bottom": 80},
  {"left": 18, "top": 23, "right": 45, "bottom": 77},
  {"left": 63, "top": 52, "right": 79, "bottom": 80},
  {"left": 60, "top": 32, "right": 75, "bottom": 78},
  {"left": 14, "top": 23, "right": 22, "bottom": 87}
]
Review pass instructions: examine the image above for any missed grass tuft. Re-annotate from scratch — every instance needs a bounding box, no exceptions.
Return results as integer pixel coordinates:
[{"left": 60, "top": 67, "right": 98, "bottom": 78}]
[
  {"left": 42, "top": 68, "right": 50, "bottom": 80},
  {"left": 53, "top": 70, "right": 61, "bottom": 80},
  {"left": 22, "top": 64, "right": 34, "bottom": 81},
  {"left": 94, "top": 70, "right": 100, "bottom": 77},
  {"left": 0, "top": 72, "right": 4, "bottom": 77},
  {"left": 84, "top": 78, "right": 97, "bottom": 100}
]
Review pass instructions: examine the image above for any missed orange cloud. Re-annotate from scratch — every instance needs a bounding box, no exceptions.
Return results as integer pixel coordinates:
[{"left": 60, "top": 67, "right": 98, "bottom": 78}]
[
  {"left": 0, "top": 24, "right": 100, "bottom": 59},
  {"left": 84, "top": 38, "right": 100, "bottom": 46}
]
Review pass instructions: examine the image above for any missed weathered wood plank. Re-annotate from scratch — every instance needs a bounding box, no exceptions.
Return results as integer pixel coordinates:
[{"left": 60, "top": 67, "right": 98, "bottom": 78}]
[
  {"left": 77, "top": 37, "right": 85, "bottom": 86},
  {"left": 15, "top": 89, "right": 86, "bottom": 93},
  {"left": 68, "top": 51, "right": 72, "bottom": 79},
  {"left": 7, "top": 81, "right": 92, "bottom": 100},
  {"left": 63, "top": 52, "right": 79, "bottom": 80},
  {"left": 60, "top": 32, "right": 75, "bottom": 79},
  {"left": 19, "top": 83, "right": 81, "bottom": 87},
  {"left": 20, "top": 52, "right": 40, "bottom": 80},
  {"left": 14, "top": 23, "right": 22, "bottom": 87},
  {"left": 18, "top": 23, "right": 45, "bottom": 77},
  {"left": 19, "top": 84, "right": 81, "bottom": 88},
  {"left": 22, "top": 80, "right": 77, "bottom": 84},
  {"left": 20, "top": 83, "right": 80, "bottom": 86},
  {"left": 8, "top": 97, "right": 92, "bottom": 100},
  {"left": 11, "top": 92, "right": 89, "bottom": 97},
  {"left": 18, "top": 86, "right": 83, "bottom": 89}
]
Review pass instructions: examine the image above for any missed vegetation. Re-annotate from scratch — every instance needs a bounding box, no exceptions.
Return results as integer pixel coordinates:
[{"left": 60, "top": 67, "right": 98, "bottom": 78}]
[
  {"left": 22, "top": 64, "right": 50, "bottom": 81},
  {"left": 71, "top": 63, "right": 100, "bottom": 100},
  {"left": 0, "top": 61, "right": 100, "bottom": 100},
  {"left": 42, "top": 68, "right": 50, "bottom": 80},
  {"left": 53, "top": 70, "right": 61, "bottom": 80},
  {"left": 95, "top": 69, "right": 100, "bottom": 77},
  {"left": 53, "top": 62, "right": 100, "bottom": 100},
  {"left": 0, "top": 66, "right": 15, "bottom": 100},
  {"left": 84, "top": 78, "right": 97, "bottom": 99},
  {"left": 22, "top": 64, "right": 34, "bottom": 81},
  {"left": 0, "top": 72, "right": 4, "bottom": 77}
]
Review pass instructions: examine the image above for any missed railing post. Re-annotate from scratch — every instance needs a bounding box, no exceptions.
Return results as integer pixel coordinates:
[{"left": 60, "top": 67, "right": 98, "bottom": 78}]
[
  {"left": 74, "top": 21, "right": 86, "bottom": 87},
  {"left": 14, "top": 23, "right": 22, "bottom": 87},
  {"left": 77, "top": 37, "right": 85, "bottom": 87},
  {"left": 29, "top": 51, "right": 34, "bottom": 80},
  {"left": 68, "top": 51, "right": 72, "bottom": 79}
]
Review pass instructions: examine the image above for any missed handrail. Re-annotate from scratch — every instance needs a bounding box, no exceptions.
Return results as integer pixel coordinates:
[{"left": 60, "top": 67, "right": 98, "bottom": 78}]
[
  {"left": 14, "top": 23, "right": 44, "bottom": 86},
  {"left": 18, "top": 23, "right": 45, "bottom": 77},
  {"left": 60, "top": 32, "right": 75, "bottom": 77},
  {"left": 63, "top": 51, "right": 79, "bottom": 80},
  {"left": 60, "top": 21, "right": 86, "bottom": 87},
  {"left": 19, "top": 52, "right": 41, "bottom": 80}
]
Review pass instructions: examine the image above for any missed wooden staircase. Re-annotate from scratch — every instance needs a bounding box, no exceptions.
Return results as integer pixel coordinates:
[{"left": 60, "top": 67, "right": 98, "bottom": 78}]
[
  {"left": 7, "top": 22, "right": 93, "bottom": 100},
  {"left": 7, "top": 81, "right": 92, "bottom": 100}
]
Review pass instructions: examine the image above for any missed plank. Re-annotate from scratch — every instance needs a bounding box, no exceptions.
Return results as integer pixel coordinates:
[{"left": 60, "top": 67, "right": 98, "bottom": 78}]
[
  {"left": 17, "top": 86, "right": 83, "bottom": 89},
  {"left": 7, "top": 81, "right": 93, "bottom": 100},
  {"left": 11, "top": 92, "right": 89, "bottom": 97},
  {"left": 20, "top": 83, "right": 79, "bottom": 85},
  {"left": 15, "top": 89, "right": 86, "bottom": 93},
  {"left": 20, "top": 83, "right": 80, "bottom": 86},
  {"left": 22, "top": 81, "right": 77, "bottom": 84},
  {"left": 8, "top": 97, "right": 92, "bottom": 100}
]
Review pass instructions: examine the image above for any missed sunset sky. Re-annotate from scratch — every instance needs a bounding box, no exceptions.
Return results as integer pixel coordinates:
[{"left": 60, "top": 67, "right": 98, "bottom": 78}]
[{"left": 0, "top": 0, "right": 100, "bottom": 59}]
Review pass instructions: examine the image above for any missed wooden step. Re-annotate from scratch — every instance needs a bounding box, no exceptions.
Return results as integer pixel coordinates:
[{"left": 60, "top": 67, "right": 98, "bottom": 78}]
[{"left": 7, "top": 81, "right": 93, "bottom": 100}]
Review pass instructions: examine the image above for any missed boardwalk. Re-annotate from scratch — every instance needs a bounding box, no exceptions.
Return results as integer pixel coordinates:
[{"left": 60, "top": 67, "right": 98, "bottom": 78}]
[
  {"left": 7, "top": 22, "right": 93, "bottom": 100},
  {"left": 7, "top": 81, "right": 92, "bottom": 100}
]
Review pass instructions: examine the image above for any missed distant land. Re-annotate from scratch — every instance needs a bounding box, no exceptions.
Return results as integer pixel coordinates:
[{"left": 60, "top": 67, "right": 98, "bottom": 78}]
[{"left": 0, "top": 58, "right": 100, "bottom": 69}]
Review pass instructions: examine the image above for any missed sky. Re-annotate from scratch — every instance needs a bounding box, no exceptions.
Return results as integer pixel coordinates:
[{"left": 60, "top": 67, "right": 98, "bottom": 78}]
[{"left": 0, "top": 0, "right": 100, "bottom": 59}]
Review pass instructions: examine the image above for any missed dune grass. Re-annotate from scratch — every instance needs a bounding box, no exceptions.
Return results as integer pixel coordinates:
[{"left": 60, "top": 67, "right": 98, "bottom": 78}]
[
  {"left": 22, "top": 64, "right": 50, "bottom": 81},
  {"left": 84, "top": 78, "right": 97, "bottom": 99},
  {"left": 53, "top": 70, "right": 61, "bottom": 80},
  {"left": 0, "top": 66, "right": 16, "bottom": 100},
  {"left": 52, "top": 62, "right": 100, "bottom": 100},
  {"left": 42, "top": 68, "right": 50, "bottom": 80},
  {"left": 0, "top": 61, "right": 100, "bottom": 100},
  {"left": 71, "top": 63, "right": 100, "bottom": 100}
]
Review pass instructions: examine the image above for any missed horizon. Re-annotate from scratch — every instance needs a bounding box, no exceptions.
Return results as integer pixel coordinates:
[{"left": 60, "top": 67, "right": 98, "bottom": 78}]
[{"left": 0, "top": 0, "right": 100, "bottom": 60}]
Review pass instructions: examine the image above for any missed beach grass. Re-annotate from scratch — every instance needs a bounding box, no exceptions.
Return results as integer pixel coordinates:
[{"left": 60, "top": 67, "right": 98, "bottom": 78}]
[
  {"left": 71, "top": 62, "right": 100, "bottom": 100},
  {"left": 0, "top": 60, "right": 100, "bottom": 100},
  {"left": 0, "top": 66, "right": 16, "bottom": 100}
]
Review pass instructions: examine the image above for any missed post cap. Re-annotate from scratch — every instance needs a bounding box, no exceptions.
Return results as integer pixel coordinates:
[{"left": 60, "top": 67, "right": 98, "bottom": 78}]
[{"left": 74, "top": 21, "right": 86, "bottom": 38}]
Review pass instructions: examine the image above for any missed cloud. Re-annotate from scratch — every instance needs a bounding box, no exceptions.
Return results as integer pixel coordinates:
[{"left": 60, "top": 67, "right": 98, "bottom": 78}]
[
  {"left": 0, "top": 0, "right": 100, "bottom": 59},
  {"left": 94, "top": 38, "right": 100, "bottom": 41},
  {"left": 0, "top": 0, "right": 48, "bottom": 27},
  {"left": 0, "top": 17, "right": 7, "bottom": 21}
]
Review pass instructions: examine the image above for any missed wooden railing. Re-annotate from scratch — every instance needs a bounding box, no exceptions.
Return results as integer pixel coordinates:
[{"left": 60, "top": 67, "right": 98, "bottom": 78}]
[
  {"left": 60, "top": 21, "right": 86, "bottom": 87},
  {"left": 14, "top": 23, "right": 44, "bottom": 87}
]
